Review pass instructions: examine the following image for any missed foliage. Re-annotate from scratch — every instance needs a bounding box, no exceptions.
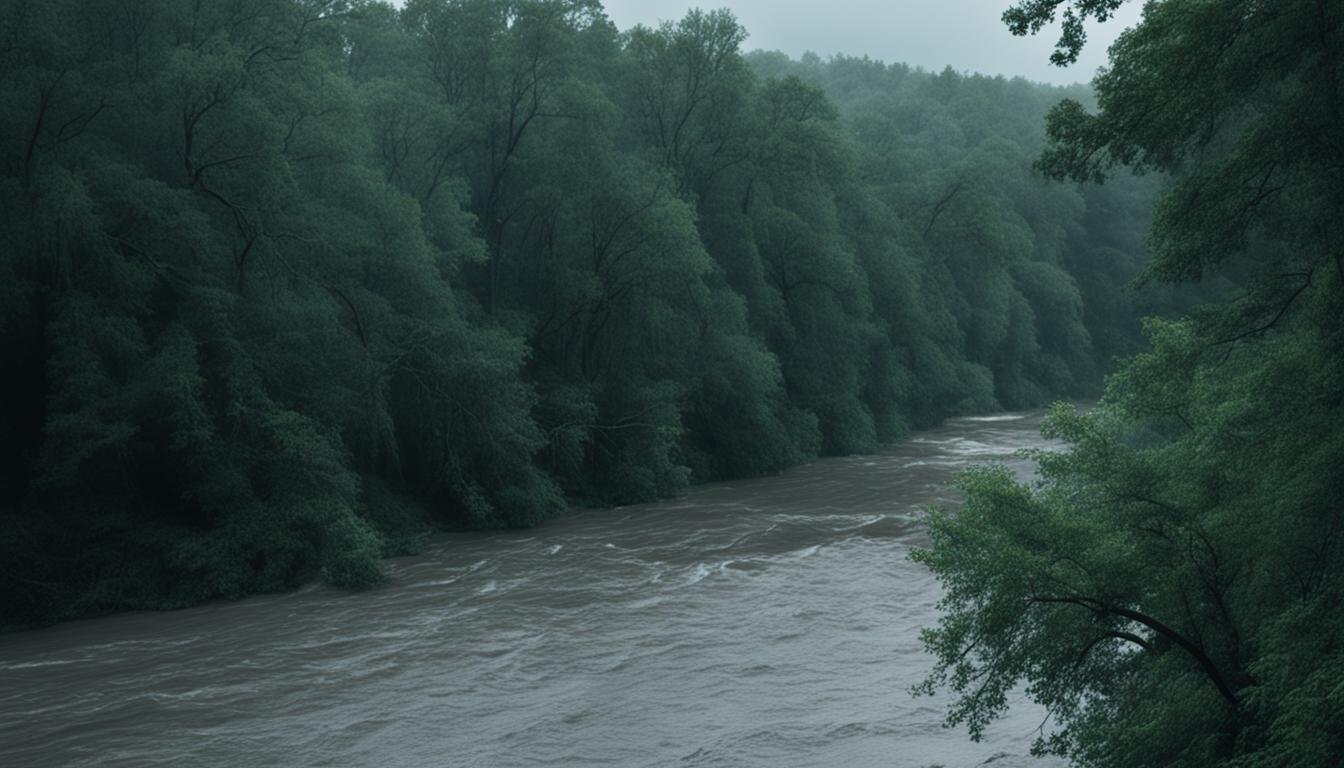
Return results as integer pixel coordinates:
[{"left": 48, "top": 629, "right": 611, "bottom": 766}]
[
  {"left": 0, "top": 0, "right": 1156, "bottom": 629},
  {"left": 917, "top": 1, "right": 1344, "bottom": 765}
]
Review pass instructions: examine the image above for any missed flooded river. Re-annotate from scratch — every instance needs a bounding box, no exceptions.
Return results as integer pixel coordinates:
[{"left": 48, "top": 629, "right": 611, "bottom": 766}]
[{"left": 0, "top": 411, "right": 1064, "bottom": 767}]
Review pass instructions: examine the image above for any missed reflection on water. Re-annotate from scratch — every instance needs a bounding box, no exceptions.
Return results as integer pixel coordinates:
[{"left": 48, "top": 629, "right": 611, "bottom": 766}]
[{"left": 0, "top": 411, "right": 1062, "bottom": 768}]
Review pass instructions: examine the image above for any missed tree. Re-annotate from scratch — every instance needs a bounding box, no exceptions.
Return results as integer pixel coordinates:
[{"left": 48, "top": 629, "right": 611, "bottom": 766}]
[{"left": 916, "top": 1, "right": 1344, "bottom": 764}]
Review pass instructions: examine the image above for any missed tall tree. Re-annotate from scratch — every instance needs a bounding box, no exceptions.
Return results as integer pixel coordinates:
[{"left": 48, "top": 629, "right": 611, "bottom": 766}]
[{"left": 917, "top": 1, "right": 1344, "bottom": 765}]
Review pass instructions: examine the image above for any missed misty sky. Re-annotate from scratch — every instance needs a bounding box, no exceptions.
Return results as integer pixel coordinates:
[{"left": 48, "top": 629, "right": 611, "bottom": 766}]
[{"left": 601, "top": 0, "right": 1143, "bottom": 85}]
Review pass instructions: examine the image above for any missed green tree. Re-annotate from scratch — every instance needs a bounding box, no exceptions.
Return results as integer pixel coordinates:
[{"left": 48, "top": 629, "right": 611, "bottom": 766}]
[{"left": 916, "top": 1, "right": 1344, "bottom": 764}]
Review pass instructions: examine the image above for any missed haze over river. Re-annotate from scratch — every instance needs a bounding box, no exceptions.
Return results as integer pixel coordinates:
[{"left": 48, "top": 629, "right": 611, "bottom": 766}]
[{"left": 0, "top": 410, "right": 1064, "bottom": 768}]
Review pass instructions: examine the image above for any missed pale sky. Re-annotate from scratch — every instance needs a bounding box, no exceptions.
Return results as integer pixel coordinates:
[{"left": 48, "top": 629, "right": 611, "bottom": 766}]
[{"left": 601, "top": 0, "right": 1143, "bottom": 85}]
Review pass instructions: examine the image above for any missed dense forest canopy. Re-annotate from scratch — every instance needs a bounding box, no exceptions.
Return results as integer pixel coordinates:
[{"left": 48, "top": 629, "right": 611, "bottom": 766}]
[
  {"left": 916, "top": 0, "right": 1344, "bottom": 765},
  {"left": 0, "top": 0, "right": 1161, "bottom": 630}
]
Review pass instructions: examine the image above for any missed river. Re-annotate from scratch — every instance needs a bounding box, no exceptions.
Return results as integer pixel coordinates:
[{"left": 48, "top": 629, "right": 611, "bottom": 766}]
[{"left": 0, "top": 410, "right": 1065, "bottom": 768}]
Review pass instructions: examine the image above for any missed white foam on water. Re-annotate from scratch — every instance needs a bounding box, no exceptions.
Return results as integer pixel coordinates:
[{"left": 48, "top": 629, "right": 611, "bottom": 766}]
[
  {"left": 685, "top": 563, "right": 713, "bottom": 585},
  {"left": 0, "top": 658, "right": 79, "bottom": 671},
  {"left": 627, "top": 595, "right": 667, "bottom": 610},
  {"left": 412, "top": 577, "right": 461, "bottom": 588},
  {"left": 959, "top": 414, "right": 1027, "bottom": 422}
]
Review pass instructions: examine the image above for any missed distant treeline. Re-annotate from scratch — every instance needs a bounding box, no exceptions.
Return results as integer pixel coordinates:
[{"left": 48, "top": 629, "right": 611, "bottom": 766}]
[{"left": 1, "top": 0, "right": 1161, "bottom": 628}]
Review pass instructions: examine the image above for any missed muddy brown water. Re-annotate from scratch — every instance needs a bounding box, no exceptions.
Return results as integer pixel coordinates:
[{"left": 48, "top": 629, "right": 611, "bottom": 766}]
[{"left": 0, "top": 411, "right": 1065, "bottom": 767}]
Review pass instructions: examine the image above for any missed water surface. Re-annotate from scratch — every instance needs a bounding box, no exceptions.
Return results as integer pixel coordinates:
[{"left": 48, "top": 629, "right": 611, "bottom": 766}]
[{"left": 0, "top": 411, "right": 1062, "bottom": 767}]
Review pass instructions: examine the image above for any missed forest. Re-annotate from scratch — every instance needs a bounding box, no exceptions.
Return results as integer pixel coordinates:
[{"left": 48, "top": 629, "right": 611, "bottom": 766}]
[
  {"left": 3, "top": 0, "right": 1341, "bottom": 764},
  {"left": 0, "top": 0, "right": 1159, "bottom": 628}
]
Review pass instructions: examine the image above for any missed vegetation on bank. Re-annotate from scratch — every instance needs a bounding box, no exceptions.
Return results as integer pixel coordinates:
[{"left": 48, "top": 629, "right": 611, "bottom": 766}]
[
  {"left": 916, "top": 1, "right": 1344, "bottom": 765},
  {"left": 0, "top": 0, "right": 1159, "bottom": 630}
]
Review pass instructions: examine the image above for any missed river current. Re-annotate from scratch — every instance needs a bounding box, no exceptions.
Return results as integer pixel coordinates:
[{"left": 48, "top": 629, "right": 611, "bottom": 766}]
[{"left": 0, "top": 410, "right": 1064, "bottom": 768}]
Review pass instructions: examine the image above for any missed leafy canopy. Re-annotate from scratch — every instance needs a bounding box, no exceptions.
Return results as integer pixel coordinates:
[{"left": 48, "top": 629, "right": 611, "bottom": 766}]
[{"left": 917, "top": 1, "right": 1344, "bottom": 765}]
